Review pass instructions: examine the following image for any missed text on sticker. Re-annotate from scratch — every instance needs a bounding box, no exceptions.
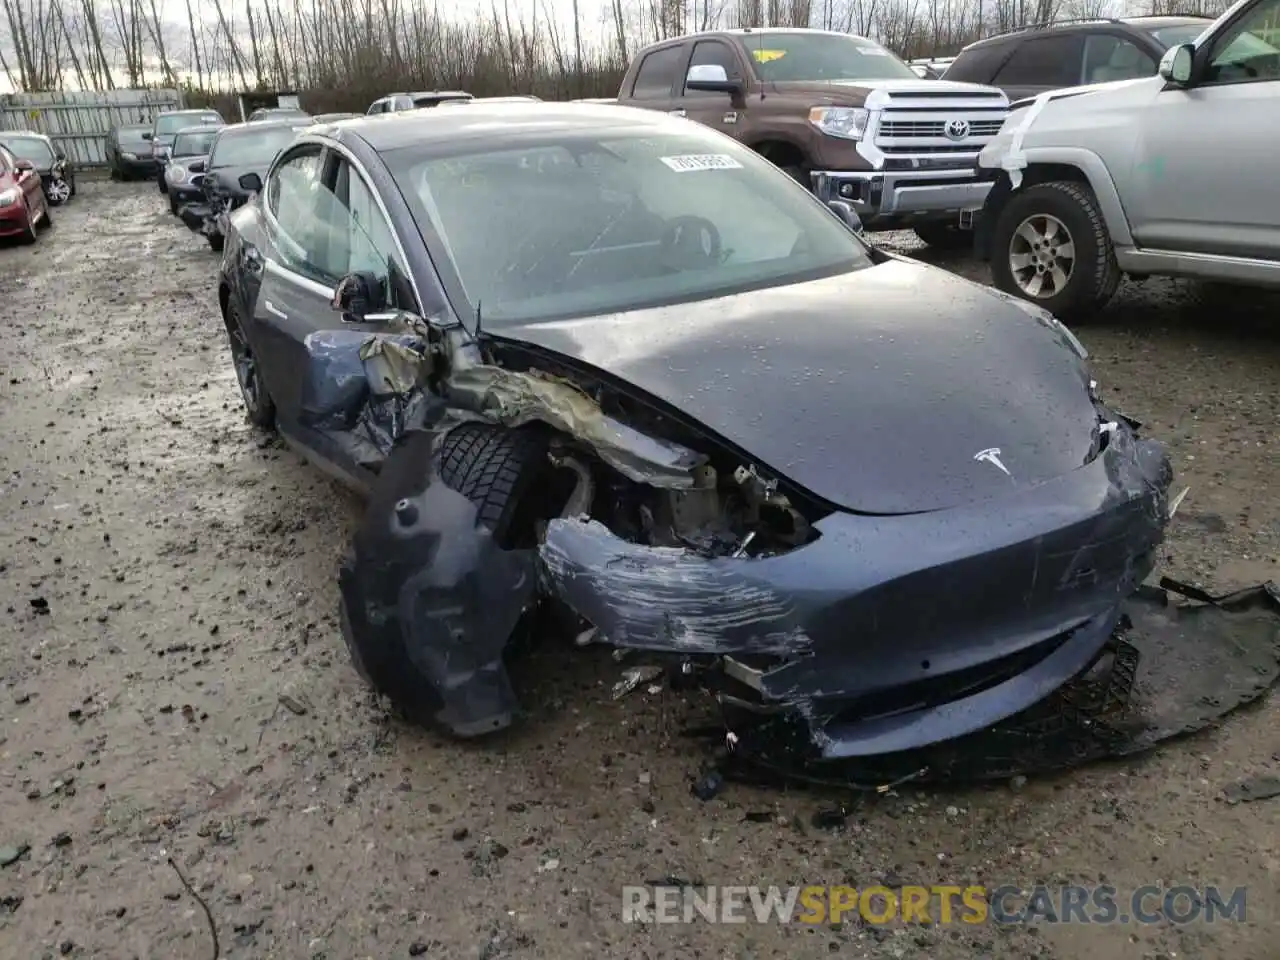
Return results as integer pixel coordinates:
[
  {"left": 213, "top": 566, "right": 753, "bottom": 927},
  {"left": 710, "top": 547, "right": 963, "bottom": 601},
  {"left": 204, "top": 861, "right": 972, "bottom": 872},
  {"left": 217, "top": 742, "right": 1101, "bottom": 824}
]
[{"left": 659, "top": 154, "right": 745, "bottom": 173}]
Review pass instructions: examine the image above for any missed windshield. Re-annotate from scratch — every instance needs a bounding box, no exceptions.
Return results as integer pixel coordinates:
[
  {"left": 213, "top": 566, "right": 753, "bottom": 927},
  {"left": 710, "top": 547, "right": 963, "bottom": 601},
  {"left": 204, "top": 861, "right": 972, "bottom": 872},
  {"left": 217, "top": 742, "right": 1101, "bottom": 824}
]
[
  {"left": 210, "top": 126, "right": 303, "bottom": 169},
  {"left": 118, "top": 125, "right": 151, "bottom": 145},
  {"left": 172, "top": 129, "right": 219, "bottom": 157},
  {"left": 0, "top": 135, "right": 53, "bottom": 166},
  {"left": 1146, "top": 22, "right": 1214, "bottom": 46},
  {"left": 386, "top": 129, "right": 871, "bottom": 325},
  {"left": 745, "top": 32, "right": 918, "bottom": 81},
  {"left": 156, "top": 112, "right": 222, "bottom": 136}
]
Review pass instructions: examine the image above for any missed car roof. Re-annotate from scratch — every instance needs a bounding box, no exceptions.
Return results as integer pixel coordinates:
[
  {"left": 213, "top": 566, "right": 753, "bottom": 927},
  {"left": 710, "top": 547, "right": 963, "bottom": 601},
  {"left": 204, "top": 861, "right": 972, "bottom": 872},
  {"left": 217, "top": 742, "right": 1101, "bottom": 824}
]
[
  {"left": 326, "top": 102, "right": 679, "bottom": 153},
  {"left": 963, "top": 14, "right": 1213, "bottom": 48},
  {"left": 0, "top": 130, "right": 50, "bottom": 142},
  {"left": 174, "top": 125, "right": 221, "bottom": 136},
  {"left": 158, "top": 108, "right": 220, "bottom": 116},
  {"left": 216, "top": 119, "right": 309, "bottom": 137}
]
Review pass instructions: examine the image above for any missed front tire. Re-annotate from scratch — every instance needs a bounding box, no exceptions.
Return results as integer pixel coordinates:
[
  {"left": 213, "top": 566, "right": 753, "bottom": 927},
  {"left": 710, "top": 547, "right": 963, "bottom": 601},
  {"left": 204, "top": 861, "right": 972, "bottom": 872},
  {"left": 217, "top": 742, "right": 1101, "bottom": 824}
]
[
  {"left": 158, "top": 176, "right": 167, "bottom": 194},
  {"left": 225, "top": 299, "right": 276, "bottom": 429},
  {"left": 169, "top": 193, "right": 179, "bottom": 216},
  {"left": 990, "top": 180, "right": 1120, "bottom": 322},
  {"left": 912, "top": 222, "right": 973, "bottom": 251},
  {"left": 20, "top": 203, "right": 38, "bottom": 244},
  {"left": 208, "top": 232, "right": 224, "bottom": 253}
]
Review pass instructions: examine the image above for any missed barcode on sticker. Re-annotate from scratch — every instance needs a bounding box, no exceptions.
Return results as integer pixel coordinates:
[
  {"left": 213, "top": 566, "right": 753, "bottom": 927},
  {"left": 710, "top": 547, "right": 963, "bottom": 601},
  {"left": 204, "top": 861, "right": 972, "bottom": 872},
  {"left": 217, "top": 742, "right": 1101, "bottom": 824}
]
[{"left": 659, "top": 154, "right": 744, "bottom": 172}]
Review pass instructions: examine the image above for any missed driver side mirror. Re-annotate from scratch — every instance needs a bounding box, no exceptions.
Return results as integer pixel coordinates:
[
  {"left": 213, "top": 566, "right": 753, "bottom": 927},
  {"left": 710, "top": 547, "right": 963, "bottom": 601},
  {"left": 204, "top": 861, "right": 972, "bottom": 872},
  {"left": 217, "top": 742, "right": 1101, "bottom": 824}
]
[
  {"left": 238, "top": 172, "right": 262, "bottom": 193},
  {"left": 331, "top": 271, "right": 388, "bottom": 322},
  {"left": 827, "top": 199, "right": 863, "bottom": 234},
  {"left": 685, "top": 63, "right": 744, "bottom": 99},
  {"left": 1159, "top": 44, "right": 1195, "bottom": 86}
]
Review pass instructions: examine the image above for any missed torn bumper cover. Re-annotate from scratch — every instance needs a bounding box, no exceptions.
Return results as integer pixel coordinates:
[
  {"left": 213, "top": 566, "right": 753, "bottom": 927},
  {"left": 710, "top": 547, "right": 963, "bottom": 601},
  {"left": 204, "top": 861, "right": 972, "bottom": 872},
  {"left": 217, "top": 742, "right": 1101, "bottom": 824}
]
[{"left": 541, "top": 428, "right": 1172, "bottom": 760}]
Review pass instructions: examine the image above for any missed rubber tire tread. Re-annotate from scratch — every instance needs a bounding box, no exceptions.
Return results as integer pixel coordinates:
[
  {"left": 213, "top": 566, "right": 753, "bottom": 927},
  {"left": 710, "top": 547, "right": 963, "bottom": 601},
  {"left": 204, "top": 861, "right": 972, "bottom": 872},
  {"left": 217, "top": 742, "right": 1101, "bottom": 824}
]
[
  {"left": 991, "top": 180, "right": 1120, "bottom": 322},
  {"left": 435, "top": 423, "right": 548, "bottom": 545},
  {"left": 226, "top": 299, "right": 276, "bottom": 429}
]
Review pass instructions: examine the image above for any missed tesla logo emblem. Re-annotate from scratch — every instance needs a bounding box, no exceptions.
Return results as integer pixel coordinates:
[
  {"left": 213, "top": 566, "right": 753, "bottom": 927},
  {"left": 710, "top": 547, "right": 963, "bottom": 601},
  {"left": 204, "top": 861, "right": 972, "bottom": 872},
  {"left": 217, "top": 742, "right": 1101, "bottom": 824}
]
[
  {"left": 974, "top": 447, "right": 1011, "bottom": 477},
  {"left": 944, "top": 118, "right": 970, "bottom": 140}
]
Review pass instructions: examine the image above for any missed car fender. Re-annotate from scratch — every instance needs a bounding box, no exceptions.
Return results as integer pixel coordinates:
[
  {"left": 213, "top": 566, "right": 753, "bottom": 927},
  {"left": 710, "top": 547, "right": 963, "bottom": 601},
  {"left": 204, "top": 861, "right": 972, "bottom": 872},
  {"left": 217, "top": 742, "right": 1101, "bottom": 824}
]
[{"left": 1008, "top": 146, "right": 1134, "bottom": 247}]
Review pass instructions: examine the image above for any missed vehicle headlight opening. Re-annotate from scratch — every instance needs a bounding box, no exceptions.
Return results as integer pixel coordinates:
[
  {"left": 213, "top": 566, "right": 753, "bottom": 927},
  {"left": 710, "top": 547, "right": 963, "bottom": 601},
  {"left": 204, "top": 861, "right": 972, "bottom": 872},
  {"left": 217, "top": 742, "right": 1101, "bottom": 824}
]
[
  {"left": 167, "top": 164, "right": 187, "bottom": 183},
  {"left": 808, "top": 106, "right": 870, "bottom": 141},
  {"left": 0, "top": 186, "right": 17, "bottom": 207}
]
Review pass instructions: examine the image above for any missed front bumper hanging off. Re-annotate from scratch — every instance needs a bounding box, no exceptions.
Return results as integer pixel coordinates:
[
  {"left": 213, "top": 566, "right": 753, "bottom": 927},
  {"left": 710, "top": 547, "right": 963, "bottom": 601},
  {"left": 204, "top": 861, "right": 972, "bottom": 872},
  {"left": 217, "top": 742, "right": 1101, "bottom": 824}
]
[{"left": 343, "top": 399, "right": 1173, "bottom": 763}]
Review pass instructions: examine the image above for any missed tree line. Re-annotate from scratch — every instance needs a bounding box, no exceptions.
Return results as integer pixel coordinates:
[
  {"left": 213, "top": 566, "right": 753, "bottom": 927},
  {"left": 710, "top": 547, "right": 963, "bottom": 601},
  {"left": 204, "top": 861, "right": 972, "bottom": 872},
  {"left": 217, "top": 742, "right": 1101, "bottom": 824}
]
[{"left": 0, "top": 0, "right": 1237, "bottom": 107}]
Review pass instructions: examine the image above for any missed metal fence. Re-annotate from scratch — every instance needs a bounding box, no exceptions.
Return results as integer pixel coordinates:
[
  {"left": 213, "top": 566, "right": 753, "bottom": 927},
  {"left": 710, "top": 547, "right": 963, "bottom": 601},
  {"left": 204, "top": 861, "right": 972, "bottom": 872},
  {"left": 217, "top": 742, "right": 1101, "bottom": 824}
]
[{"left": 0, "top": 89, "right": 185, "bottom": 168}]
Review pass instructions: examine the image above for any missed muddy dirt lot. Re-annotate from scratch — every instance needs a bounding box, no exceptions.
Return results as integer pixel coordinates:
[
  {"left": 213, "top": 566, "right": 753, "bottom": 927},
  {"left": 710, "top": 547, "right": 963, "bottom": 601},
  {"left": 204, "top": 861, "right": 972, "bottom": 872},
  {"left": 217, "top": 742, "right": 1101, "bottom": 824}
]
[{"left": 1, "top": 178, "right": 1277, "bottom": 960}]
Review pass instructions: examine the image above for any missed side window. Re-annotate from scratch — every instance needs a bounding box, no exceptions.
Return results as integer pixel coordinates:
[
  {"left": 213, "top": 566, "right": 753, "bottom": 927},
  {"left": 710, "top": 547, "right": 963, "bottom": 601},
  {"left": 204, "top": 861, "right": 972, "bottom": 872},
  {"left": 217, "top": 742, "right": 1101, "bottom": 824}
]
[
  {"left": 339, "top": 160, "right": 411, "bottom": 308},
  {"left": 631, "top": 45, "right": 684, "bottom": 99},
  {"left": 944, "top": 43, "right": 1014, "bottom": 83},
  {"left": 1206, "top": 0, "right": 1280, "bottom": 84},
  {"left": 0, "top": 148, "right": 11, "bottom": 174},
  {"left": 994, "top": 34, "right": 1086, "bottom": 87},
  {"left": 683, "top": 41, "right": 740, "bottom": 95},
  {"left": 266, "top": 147, "right": 349, "bottom": 285},
  {"left": 1083, "top": 35, "right": 1156, "bottom": 84}
]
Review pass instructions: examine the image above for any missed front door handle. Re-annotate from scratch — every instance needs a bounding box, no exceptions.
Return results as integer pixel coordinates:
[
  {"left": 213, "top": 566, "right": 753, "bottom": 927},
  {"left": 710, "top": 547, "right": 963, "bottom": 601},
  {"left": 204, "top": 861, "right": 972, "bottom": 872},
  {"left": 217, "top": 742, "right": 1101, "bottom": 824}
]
[{"left": 668, "top": 108, "right": 686, "bottom": 118}]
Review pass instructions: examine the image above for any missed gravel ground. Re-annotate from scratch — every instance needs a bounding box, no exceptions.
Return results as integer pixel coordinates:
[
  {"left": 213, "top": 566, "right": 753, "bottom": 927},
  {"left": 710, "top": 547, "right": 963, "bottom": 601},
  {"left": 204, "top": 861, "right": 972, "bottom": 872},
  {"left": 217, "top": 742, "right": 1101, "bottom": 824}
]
[{"left": 1, "top": 178, "right": 1277, "bottom": 960}]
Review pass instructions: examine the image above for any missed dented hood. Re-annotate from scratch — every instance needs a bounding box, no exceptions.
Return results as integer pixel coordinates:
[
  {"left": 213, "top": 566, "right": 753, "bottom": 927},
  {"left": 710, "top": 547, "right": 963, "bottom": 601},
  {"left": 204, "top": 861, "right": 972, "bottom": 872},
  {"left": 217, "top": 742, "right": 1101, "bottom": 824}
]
[{"left": 491, "top": 259, "right": 1099, "bottom": 514}]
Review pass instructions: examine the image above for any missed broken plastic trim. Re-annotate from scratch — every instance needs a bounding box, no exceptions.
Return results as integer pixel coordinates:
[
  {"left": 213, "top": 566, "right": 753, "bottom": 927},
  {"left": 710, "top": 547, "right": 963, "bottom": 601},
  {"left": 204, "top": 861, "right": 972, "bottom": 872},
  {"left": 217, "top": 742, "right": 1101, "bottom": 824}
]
[
  {"left": 338, "top": 429, "right": 537, "bottom": 735},
  {"left": 446, "top": 362, "right": 706, "bottom": 489}
]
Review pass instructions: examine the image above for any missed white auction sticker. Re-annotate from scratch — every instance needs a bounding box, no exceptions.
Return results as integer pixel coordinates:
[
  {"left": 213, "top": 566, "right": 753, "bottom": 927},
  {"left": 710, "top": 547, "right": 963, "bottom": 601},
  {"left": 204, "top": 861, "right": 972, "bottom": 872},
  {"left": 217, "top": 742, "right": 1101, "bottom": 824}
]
[{"left": 659, "top": 154, "right": 744, "bottom": 173}]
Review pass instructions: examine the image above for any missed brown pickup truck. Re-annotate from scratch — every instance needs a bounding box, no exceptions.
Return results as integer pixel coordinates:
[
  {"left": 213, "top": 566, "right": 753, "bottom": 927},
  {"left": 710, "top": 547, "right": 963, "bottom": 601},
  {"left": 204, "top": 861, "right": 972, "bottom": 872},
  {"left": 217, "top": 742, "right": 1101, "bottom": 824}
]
[{"left": 615, "top": 28, "right": 1010, "bottom": 246}]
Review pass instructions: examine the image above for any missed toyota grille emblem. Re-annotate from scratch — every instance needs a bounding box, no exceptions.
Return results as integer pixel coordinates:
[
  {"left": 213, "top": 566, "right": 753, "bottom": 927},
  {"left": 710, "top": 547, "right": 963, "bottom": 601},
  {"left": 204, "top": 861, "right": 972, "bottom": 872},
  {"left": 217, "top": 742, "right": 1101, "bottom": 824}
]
[{"left": 944, "top": 118, "right": 970, "bottom": 141}]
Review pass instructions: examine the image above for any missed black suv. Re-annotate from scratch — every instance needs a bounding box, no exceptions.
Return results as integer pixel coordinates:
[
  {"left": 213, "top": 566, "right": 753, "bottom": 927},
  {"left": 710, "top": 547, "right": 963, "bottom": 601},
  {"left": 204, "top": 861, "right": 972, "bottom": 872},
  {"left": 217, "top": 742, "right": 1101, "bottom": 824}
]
[{"left": 945, "top": 16, "right": 1213, "bottom": 101}]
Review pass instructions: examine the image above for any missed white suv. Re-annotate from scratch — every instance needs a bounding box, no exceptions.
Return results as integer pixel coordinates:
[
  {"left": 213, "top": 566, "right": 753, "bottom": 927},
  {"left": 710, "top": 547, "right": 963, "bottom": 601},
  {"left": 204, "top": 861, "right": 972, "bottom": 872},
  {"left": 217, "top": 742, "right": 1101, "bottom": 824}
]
[{"left": 974, "top": 0, "right": 1280, "bottom": 320}]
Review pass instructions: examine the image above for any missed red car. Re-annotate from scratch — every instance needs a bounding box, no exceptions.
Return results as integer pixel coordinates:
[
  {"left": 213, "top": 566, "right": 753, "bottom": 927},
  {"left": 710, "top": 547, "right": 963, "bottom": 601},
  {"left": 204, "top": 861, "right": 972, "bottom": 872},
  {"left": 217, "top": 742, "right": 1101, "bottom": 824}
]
[{"left": 0, "top": 144, "right": 51, "bottom": 242}]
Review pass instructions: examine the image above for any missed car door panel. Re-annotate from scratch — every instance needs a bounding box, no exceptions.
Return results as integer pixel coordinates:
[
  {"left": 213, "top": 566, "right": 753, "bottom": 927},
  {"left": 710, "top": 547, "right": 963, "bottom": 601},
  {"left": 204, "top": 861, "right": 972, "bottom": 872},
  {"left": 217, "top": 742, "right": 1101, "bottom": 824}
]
[
  {"left": 678, "top": 39, "right": 748, "bottom": 132},
  {"left": 1127, "top": 81, "right": 1279, "bottom": 257},
  {"left": 1126, "top": 0, "right": 1280, "bottom": 258}
]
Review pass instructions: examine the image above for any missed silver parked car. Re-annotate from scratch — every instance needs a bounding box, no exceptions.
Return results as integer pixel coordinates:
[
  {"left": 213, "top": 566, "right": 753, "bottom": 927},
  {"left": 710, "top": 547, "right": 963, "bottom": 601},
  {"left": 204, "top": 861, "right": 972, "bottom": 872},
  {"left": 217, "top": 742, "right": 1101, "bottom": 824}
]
[{"left": 975, "top": 0, "right": 1280, "bottom": 319}]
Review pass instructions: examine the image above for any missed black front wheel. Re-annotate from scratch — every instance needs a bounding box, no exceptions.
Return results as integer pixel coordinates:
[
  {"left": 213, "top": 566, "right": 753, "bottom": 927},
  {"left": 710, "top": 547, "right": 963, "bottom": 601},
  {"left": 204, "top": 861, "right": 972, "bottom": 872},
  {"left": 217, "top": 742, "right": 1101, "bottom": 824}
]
[
  {"left": 990, "top": 180, "right": 1120, "bottom": 322},
  {"left": 225, "top": 300, "right": 276, "bottom": 429},
  {"left": 208, "top": 232, "right": 224, "bottom": 253}
]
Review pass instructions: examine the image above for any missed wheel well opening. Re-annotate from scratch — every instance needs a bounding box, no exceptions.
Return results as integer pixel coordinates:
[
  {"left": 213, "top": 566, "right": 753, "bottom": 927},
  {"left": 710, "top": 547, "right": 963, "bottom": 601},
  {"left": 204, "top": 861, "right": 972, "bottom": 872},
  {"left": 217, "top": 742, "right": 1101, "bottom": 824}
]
[
  {"left": 753, "top": 140, "right": 808, "bottom": 170},
  {"left": 1021, "top": 163, "right": 1088, "bottom": 189}
]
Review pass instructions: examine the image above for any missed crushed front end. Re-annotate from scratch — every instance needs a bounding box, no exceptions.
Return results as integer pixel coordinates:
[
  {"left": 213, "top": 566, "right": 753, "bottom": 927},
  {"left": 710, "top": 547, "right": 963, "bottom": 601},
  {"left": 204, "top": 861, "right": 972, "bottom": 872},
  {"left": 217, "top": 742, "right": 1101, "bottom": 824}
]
[
  {"left": 333, "top": 322, "right": 1173, "bottom": 764},
  {"left": 539, "top": 424, "right": 1172, "bottom": 761}
]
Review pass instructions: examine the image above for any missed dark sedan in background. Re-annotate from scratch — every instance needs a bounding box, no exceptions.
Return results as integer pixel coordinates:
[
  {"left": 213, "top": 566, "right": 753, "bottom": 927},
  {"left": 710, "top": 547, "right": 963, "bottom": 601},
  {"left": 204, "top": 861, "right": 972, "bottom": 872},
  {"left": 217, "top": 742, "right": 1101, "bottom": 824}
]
[
  {"left": 163, "top": 126, "right": 221, "bottom": 215},
  {"left": 179, "top": 119, "right": 309, "bottom": 250},
  {"left": 213, "top": 104, "right": 1174, "bottom": 762},
  {"left": 0, "top": 131, "right": 76, "bottom": 205},
  {"left": 106, "top": 122, "right": 156, "bottom": 180}
]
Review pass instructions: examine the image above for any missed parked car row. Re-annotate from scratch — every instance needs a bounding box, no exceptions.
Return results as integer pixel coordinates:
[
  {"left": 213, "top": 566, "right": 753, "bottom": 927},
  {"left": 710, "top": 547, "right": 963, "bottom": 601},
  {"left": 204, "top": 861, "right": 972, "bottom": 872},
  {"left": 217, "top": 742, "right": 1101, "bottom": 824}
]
[
  {"left": 0, "top": 131, "right": 76, "bottom": 243},
  {"left": 170, "top": 118, "right": 315, "bottom": 250}
]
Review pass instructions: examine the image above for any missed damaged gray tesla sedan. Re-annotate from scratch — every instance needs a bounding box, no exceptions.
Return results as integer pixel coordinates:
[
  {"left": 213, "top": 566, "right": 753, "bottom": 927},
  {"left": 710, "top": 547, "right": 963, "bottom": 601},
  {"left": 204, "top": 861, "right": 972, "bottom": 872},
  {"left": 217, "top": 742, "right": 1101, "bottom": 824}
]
[{"left": 215, "top": 102, "right": 1174, "bottom": 762}]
